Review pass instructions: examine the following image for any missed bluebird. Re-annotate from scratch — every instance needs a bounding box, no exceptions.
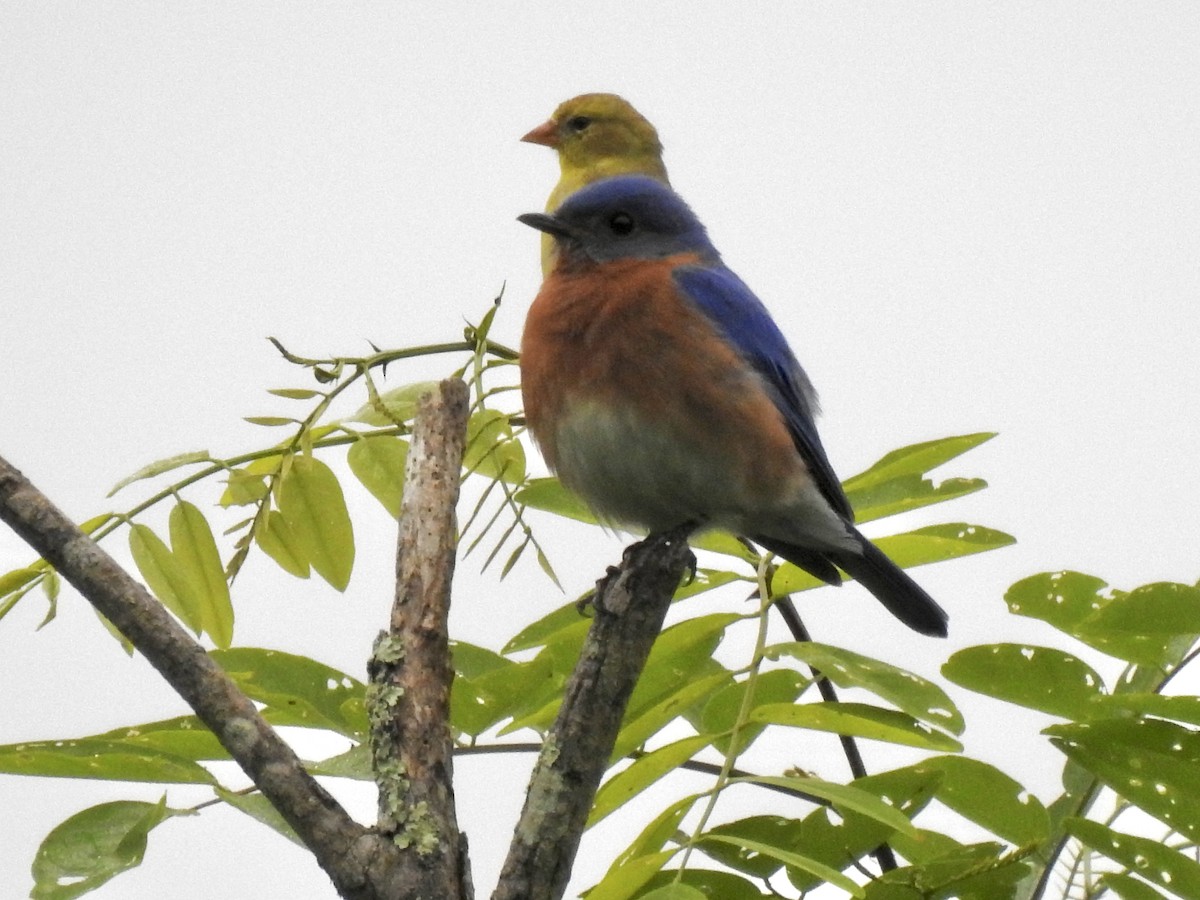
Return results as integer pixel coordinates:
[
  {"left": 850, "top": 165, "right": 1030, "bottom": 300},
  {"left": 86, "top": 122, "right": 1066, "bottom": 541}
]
[{"left": 518, "top": 175, "right": 947, "bottom": 637}]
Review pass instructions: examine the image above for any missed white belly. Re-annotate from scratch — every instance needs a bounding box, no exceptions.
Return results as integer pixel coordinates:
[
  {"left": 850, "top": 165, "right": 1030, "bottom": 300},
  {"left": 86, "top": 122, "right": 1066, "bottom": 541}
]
[{"left": 551, "top": 400, "right": 853, "bottom": 552}]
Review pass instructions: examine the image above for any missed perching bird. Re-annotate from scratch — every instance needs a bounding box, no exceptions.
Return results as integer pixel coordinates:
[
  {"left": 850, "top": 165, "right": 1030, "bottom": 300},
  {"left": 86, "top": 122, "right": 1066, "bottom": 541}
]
[
  {"left": 518, "top": 175, "right": 948, "bottom": 637},
  {"left": 522, "top": 93, "right": 668, "bottom": 274}
]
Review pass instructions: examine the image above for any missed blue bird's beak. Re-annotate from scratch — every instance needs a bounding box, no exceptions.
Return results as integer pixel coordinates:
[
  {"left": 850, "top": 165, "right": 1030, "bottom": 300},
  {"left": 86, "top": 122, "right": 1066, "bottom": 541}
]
[{"left": 517, "top": 212, "right": 575, "bottom": 241}]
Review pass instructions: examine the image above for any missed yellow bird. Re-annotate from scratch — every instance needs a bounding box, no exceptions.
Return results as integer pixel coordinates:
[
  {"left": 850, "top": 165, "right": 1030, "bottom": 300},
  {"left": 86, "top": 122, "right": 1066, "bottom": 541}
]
[{"left": 522, "top": 93, "right": 669, "bottom": 273}]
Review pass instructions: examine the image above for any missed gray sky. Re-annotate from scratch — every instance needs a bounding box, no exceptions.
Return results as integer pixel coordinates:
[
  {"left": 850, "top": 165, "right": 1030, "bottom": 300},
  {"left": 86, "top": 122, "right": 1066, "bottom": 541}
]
[{"left": 3, "top": 3, "right": 1198, "bottom": 897}]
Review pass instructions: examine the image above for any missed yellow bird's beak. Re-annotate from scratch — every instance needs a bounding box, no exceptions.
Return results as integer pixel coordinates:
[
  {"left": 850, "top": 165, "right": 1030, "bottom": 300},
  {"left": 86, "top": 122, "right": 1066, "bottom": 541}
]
[{"left": 521, "top": 119, "right": 559, "bottom": 148}]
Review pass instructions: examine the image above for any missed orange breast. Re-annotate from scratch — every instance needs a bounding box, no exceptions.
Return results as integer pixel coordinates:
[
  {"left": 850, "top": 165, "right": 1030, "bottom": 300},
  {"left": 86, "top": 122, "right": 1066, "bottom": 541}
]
[{"left": 520, "top": 254, "right": 805, "bottom": 528}]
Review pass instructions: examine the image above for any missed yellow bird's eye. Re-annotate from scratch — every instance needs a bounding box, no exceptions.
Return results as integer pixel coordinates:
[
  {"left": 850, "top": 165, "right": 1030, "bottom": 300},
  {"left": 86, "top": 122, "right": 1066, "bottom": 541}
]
[{"left": 565, "top": 115, "right": 592, "bottom": 133}]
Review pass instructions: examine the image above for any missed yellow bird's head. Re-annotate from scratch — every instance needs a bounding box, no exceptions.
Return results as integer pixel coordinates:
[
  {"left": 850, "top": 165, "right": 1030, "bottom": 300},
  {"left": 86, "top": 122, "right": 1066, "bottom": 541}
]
[{"left": 523, "top": 93, "right": 669, "bottom": 202}]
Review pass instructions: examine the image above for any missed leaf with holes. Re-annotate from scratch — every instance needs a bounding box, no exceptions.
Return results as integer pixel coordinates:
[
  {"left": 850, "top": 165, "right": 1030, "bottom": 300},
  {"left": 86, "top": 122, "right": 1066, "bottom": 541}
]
[
  {"left": 768, "top": 641, "right": 963, "bottom": 734},
  {"left": 1068, "top": 818, "right": 1200, "bottom": 899},
  {"left": 910, "top": 756, "right": 1049, "bottom": 844},
  {"left": 31, "top": 798, "right": 179, "bottom": 899},
  {"left": 942, "top": 643, "right": 1106, "bottom": 719},
  {"left": 1047, "top": 718, "right": 1200, "bottom": 841}
]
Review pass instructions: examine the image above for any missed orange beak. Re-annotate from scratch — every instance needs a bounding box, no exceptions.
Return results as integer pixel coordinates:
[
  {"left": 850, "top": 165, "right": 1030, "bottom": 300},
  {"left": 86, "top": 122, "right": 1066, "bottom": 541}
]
[{"left": 521, "top": 119, "right": 559, "bottom": 148}]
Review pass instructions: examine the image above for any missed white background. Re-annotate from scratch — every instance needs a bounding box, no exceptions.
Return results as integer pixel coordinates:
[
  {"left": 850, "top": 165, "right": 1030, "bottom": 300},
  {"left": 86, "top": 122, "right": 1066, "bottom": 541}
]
[{"left": 2, "top": 3, "right": 1198, "bottom": 897}]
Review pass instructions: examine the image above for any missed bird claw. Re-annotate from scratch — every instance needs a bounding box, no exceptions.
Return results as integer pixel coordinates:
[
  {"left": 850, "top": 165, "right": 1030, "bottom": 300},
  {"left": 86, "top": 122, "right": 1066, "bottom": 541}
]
[{"left": 583, "top": 565, "right": 622, "bottom": 615}]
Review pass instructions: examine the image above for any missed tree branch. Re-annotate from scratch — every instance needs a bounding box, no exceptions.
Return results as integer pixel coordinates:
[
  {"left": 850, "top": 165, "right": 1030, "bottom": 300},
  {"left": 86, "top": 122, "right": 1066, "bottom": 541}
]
[
  {"left": 492, "top": 530, "right": 694, "bottom": 900},
  {"left": 367, "top": 377, "right": 473, "bottom": 899},
  {"left": 0, "top": 454, "right": 410, "bottom": 900}
]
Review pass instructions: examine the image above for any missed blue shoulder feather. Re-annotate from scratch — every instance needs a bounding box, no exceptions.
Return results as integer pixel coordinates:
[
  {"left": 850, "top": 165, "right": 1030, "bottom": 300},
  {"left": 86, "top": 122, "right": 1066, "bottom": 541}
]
[{"left": 673, "top": 264, "right": 853, "bottom": 521}]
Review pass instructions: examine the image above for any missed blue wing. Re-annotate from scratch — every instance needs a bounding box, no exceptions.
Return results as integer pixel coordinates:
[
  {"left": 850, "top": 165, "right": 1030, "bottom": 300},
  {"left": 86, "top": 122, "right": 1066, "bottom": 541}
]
[{"left": 673, "top": 264, "right": 854, "bottom": 521}]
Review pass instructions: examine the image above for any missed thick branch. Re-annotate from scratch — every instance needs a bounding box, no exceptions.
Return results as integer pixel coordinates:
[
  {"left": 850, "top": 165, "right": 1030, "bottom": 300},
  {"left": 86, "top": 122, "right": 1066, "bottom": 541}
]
[
  {"left": 0, "top": 455, "right": 409, "bottom": 900},
  {"left": 493, "top": 530, "right": 693, "bottom": 900},
  {"left": 367, "top": 378, "right": 473, "bottom": 899}
]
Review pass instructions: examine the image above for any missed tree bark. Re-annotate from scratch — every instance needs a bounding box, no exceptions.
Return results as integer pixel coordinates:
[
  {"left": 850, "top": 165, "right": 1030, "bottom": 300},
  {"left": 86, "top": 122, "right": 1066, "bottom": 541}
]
[
  {"left": 492, "top": 530, "right": 693, "bottom": 900},
  {"left": 367, "top": 378, "right": 474, "bottom": 899}
]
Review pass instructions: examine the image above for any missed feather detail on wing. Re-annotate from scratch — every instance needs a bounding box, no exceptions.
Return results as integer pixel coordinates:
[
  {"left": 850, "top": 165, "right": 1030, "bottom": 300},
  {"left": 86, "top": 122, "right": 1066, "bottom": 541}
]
[{"left": 672, "top": 265, "right": 854, "bottom": 521}]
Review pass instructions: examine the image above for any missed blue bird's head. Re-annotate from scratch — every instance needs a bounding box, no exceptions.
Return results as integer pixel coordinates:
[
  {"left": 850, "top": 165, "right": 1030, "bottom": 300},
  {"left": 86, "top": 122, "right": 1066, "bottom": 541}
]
[{"left": 519, "top": 175, "right": 719, "bottom": 265}]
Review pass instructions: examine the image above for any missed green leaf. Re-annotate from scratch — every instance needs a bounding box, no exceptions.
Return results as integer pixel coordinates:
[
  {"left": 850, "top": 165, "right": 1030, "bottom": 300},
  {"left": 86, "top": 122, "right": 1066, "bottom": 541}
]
[
  {"left": 42, "top": 568, "right": 61, "bottom": 602},
  {"left": 690, "top": 530, "right": 760, "bottom": 563},
  {"left": 215, "top": 786, "right": 304, "bottom": 846},
  {"left": 1068, "top": 818, "right": 1200, "bottom": 898},
  {"left": 267, "top": 387, "right": 321, "bottom": 400},
  {"left": 219, "top": 458, "right": 278, "bottom": 507},
  {"left": 347, "top": 435, "right": 409, "bottom": 518},
  {"left": 626, "top": 614, "right": 740, "bottom": 718},
  {"left": 912, "top": 756, "right": 1049, "bottom": 844},
  {"left": 107, "top": 450, "right": 212, "bottom": 497},
  {"left": 1090, "top": 693, "right": 1200, "bottom": 726},
  {"left": 306, "top": 743, "right": 372, "bottom": 779},
  {"left": 92, "top": 716, "right": 228, "bottom": 760},
  {"left": 916, "top": 843, "right": 1032, "bottom": 900},
  {"left": 1098, "top": 872, "right": 1172, "bottom": 900},
  {"left": 503, "top": 600, "right": 590, "bottom": 653},
  {"left": 698, "top": 816, "right": 804, "bottom": 879},
  {"left": 169, "top": 501, "right": 234, "bottom": 648},
  {"left": 850, "top": 475, "right": 988, "bottom": 524},
  {"left": 0, "top": 565, "right": 41, "bottom": 597},
  {"left": 842, "top": 432, "right": 996, "bottom": 494},
  {"left": 640, "top": 870, "right": 769, "bottom": 899},
  {"left": 451, "top": 640, "right": 510, "bottom": 677},
  {"left": 1004, "top": 571, "right": 1112, "bottom": 634},
  {"left": 767, "top": 564, "right": 825, "bottom": 594},
  {"left": 514, "top": 477, "right": 597, "bottom": 524},
  {"left": 872, "top": 523, "right": 1015, "bottom": 569},
  {"left": 881, "top": 828, "right": 965, "bottom": 869},
  {"left": 764, "top": 766, "right": 943, "bottom": 891},
  {"left": 128, "top": 524, "right": 203, "bottom": 633},
  {"left": 1047, "top": 718, "right": 1200, "bottom": 841},
  {"left": 637, "top": 885, "right": 710, "bottom": 900},
  {"left": 615, "top": 793, "right": 699, "bottom": 866},
  {"left": 703, "top": 834, "right": 864, "bottom": 896},
  {"left": 767, "top": 641, "right": 963, "bottom": 734},
  {"left": 590, "top": 735, "right": 712, "bottom": 826},
  {"left": 942, "top": 643, "right": 1105, "bottom": 719},
  {"left": 841, "top": 432, "right": 997, "bottom": 523},
  {"left": 31, "top": 799, "right": 178, "bottom": 899},
  {"left": 464, "top": 408, "right": 525, "bottom": 482},
  {"left": 254, "top": 509, "right": 311, "bottom": 579},
  {"left": 738, "top": 775, "right": 922, "bottom": 837},
  {"left": 1004, "top": 571, "right": 1199, "bottom": 666},
  {"left": 673, "top": 567, "right": 747, "bottom": 601},
  {"left": 699, "top": 668, "right": 806, "bottom": 755},
  {"left": 1075, "top": 581, "right": 1200, "bottom": 666},
  {"left": 211, "top": 647, "right": 366, "bottom": 737},
  {"left": 278, "top": 455, "right": 355, "bottom": 591},
  {"left": 749, "top": 702, "right": 962, "bottom": 751},
  {"left": 244, "top": 416, "right": 296, "bottom": 426},
  {"left": 350, "top": 380, "right": 440, "bottom": 426},
  {"left": 612, "top": 672, "right": 731, "bottom": 761},
  {"left": 771, "top": 523, "right": 1014, "bottom": 595},
  {"left": 0, "top": 738, "right": 216, "bottom": 783},
  {"left": 586, "top": 849, "right": 678, "bottom": 900},
  {"left": 452, "top": 654, "right": 555, "bottom": 738}
]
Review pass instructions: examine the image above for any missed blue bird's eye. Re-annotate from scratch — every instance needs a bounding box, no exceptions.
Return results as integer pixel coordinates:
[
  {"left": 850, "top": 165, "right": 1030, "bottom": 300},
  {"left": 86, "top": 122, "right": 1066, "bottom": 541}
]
[
  {"left": 566, "top": 115, "right": 592, "bottom": 132},
  {"left": 608, "top": 212, "right": 635, "bottom": 236}
]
